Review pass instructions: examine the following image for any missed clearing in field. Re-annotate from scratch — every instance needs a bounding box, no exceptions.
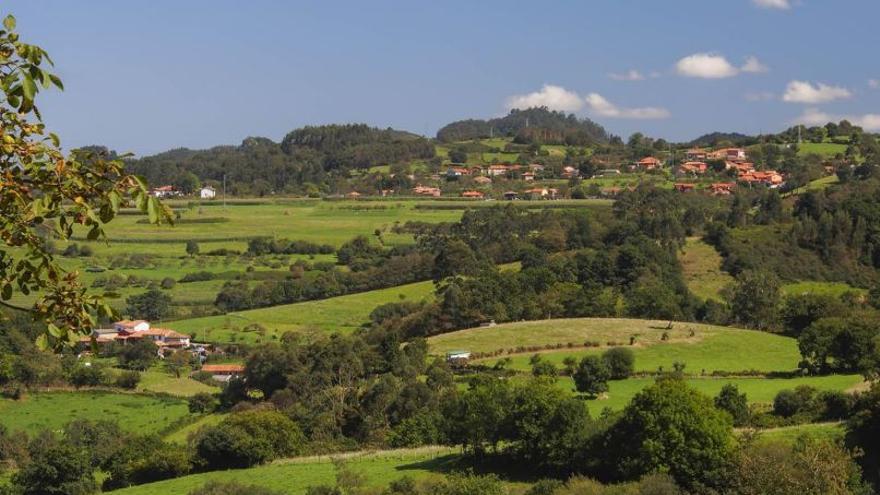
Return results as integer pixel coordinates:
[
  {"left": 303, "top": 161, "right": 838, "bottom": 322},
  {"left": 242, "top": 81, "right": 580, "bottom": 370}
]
[{"left": 678, "top": 237, "right": 733, "bottom": 301}]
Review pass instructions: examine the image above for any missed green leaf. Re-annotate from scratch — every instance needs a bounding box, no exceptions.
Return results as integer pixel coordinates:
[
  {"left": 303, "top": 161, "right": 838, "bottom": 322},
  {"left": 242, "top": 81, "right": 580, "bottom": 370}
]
[
  {"left": 86, "top": 224, "right": 101, "bottom": 240},
  {"left": 35, "top": 334, "right": 49, "bottom": 351},
  {"left": 47, "top": 323, "right": 62, "bottom": 337},
  {"left": 21, "top": 73, "right": 36, "bottom": 101},
  {"left": 48, "top": 74, "right": 63, "bottom": 90},
  {"left": 108, "top": 190, "right": 121, "bottom": 213},
  {"left": 147, "top": 196, "right": 159, "bottom": 224},
  {"left": 3, "top": 15, "right": 15, "bottom": 31},
  {"left": 1, "top": 284, "right": 10, "bottom": 300}
]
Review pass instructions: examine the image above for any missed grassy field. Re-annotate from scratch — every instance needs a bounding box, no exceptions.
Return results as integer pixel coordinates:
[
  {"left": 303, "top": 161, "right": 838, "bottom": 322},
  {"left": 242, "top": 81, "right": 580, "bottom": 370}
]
[
  {"left": 0, "top": 391, "right": 191, "bottom": 435},
  {"left": 562, "top": 374, "right": 864, "bottom": 414},
  {"left": 679, "top": 237, "right": 733, "bottom": 301},
  {"left": 432, "top": 318, "right": 801, "bottom": 374},
  {"left": 797, "top": 142, "right": 847, "bottom": 157},
  {"left": 164, "top": 413, "right": 226, "bottom": 444},
  {"left": 782, "top": 280, "right": 865, "bottom": 297},
  {"left": 136, "top": 369, "right": 218, "bottom": 397},
  {"left": 752, "top": 421, "right": 845, "bottom": 444},
  {"left": 110, "top": 447, "right": 471, "bottom": 495},
  {"left": 170, "top": 280, "right": 436, "bottom": 342}
]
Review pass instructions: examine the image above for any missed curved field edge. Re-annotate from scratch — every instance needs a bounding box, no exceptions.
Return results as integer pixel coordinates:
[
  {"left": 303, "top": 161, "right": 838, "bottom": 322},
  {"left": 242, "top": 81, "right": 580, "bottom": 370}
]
[{"left": 428, "top": 317, "right": 801, "bottom": 373}]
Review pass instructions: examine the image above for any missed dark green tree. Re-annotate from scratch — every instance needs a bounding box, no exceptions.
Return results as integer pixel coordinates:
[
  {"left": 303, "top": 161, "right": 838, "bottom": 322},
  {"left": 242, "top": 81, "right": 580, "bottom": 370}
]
[
  {"left": 572, "top": 355, "right": 610, "bottom": 397},
  {"left": 125, "top": 288, "right": 172, "bottom": 321}
]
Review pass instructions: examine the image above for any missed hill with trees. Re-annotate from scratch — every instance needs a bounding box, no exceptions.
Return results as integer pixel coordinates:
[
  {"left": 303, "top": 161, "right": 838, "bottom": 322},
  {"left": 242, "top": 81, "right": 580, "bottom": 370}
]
[{"left": 436, "top": 107, "right": 610, "bottom": 145}]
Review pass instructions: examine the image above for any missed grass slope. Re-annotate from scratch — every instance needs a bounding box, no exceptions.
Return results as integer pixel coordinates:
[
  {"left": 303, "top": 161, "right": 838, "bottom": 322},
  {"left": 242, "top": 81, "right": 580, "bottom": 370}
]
[
  {"left": 0, "top": 391, "right": 190, "bottom": 435},
  {"left": 109, "top": 447, "right": 462, "bottom": 495},
  {"left": 679, "top": 237, "right": 733, "bottom": 301},
  {"left": 429, "top": 318, "right": 800, "bottom": 373},
  {"left": 170, "top": 281, "right": 436, "bottom": 342}
]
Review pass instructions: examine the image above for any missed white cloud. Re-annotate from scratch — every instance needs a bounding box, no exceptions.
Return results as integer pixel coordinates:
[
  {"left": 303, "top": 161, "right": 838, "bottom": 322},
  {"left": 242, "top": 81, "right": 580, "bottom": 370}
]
[
  {"left": 584, "top": 93, "right": 670, "bottom": 119},
  {"left": 782, "top": 80, "right": 852, "bottom": 103},
  {"left": 869, "top": 79, "right": 880, "bottom": 89},
  {"left": 609, "top": 69, "right": 645, "bottom": 81},
  {"left": 752, "top": 0, "right": 791, "bottom": 9},
  {"left": 794, "top": 108, "right": 880, "bottom": 131},
  {"left": 741, "top": 56, "right": 769, "bottom": 73},
  {"left": 745, "top": 91, "right": 775, "bottom": 102},
  {"left": 676, "top": 53, "right": 739, "bottom": 79},
  {"left": 505, "top": 84, "right": 584, "bottom": 112}
]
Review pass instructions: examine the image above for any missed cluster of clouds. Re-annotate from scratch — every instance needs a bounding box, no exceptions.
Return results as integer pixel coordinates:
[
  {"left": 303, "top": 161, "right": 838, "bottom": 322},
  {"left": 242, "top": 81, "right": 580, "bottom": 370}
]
[
  {"left": 675, "top": 53, "right": 767, "bottom": 79},
  {"left": 505, "top": 84, "right": 670, "bottom": 120},
  {"left": 503, "top": 1, "right": 878, "bottom": 130}
]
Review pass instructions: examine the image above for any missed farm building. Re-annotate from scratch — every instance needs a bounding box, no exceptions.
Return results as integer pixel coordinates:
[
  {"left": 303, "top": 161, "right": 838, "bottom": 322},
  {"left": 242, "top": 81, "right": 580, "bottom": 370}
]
[
  {"left": 446, "top": 350, "right": 471, "bottom": 366},
  {"left": 412, "top": 185, "right": 441, "bottom": 197},
  {"left": 200, "top": 186, "right": 216, "bottom": 199},
  {"left": 199, "top": 364, "right": 245, "bottom": 382},
  {"left": 686, "top": 148, "right": 708, "bottom": 161},
  {"left": 114, "top": 320, "right": 150, "bottom": 333},
  {"left": 149, "top": 185, "right": 180, "bottom": 198}
]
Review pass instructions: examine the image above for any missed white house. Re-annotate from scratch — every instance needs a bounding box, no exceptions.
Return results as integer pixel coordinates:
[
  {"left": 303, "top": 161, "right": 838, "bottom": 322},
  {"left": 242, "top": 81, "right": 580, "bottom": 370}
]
[{"left": 200, "top": 186, "right": 216, "bottom": 199}]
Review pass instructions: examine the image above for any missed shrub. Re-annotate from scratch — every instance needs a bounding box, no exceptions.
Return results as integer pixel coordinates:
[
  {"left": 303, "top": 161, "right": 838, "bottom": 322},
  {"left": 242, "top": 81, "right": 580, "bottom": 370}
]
[
  {"left": 69, "top": 364, "right": 107, "bottom": 388},
  {"left": 194, "top": 409, "right": 305, "bottom": 469},
  {"left": 114, "top": 371, "right": 141, "bottom": 390},
  {"left": 188, "top": 392, "right": 218, "bottom": 414},
  {"left": 160, "top": 277, "right": 176, "bottom": 289},
  {"left": 602, "top": 347, "right": 635, "bottom": 380}
]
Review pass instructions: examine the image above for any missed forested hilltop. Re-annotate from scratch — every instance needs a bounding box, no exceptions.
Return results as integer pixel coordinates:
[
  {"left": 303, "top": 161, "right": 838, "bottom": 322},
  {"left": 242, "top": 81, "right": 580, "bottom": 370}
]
[
  {"left": 436, "top": 107, "right": 610, "bottom": 144},
  {"left": 121, "top": 124, "right": 435, "bottom": 196}
]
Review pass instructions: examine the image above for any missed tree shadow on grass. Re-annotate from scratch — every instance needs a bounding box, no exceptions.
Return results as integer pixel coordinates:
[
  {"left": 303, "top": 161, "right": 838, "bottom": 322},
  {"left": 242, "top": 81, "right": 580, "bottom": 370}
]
[{"left": 396, "top": 453, "right": 555, "bottom": 484}]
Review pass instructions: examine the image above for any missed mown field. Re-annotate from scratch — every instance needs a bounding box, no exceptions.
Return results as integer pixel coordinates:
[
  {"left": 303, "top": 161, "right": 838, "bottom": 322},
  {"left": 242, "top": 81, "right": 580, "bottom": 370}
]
[
  {"left": 109, "top": 447, "right": 477, "bottom": 495},
  {"left": 431, "top": 317, "right": 863, "bottom": 414},
  {"left": 0, "top": 391, "right": 191, "bottom": 435},
  {"left": 170, "top": 280, "right": 436, "bottom": 342}
]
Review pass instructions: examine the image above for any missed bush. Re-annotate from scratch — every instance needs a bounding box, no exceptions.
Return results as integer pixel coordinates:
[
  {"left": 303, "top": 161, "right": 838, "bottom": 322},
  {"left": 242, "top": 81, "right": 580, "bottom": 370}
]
[
  {"left": 773, "top": 386, "right": 818, "bottom": 418},
  {"left": 114, "top": 371, "right": 141, "bottom": 390},
  {"left": 602, "top": 347, "right": 635, "bottom": 379},
  {"left": 160, "top": 277, "right": 176, "bottom": 289},
  {"left": 188, "top": 392, "right": 218, "bottom": 414},
  {"left": 179, "top": 271, "right": 215, "bottom": 283},
  {"left": 69, "top": 364, "right": 107, "bottom": 388},
  {"left": 194, "top": 409, "right": 305, "bottom": 469}
]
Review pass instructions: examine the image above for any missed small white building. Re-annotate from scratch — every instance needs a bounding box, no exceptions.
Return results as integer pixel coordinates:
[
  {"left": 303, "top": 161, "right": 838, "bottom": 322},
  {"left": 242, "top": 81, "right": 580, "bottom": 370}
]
[
  {"left": 114, "top": 319, "right": 150, "bottom": 333},
  {"left": 200, "top": 186, "right": 216, "bottom": 199}
]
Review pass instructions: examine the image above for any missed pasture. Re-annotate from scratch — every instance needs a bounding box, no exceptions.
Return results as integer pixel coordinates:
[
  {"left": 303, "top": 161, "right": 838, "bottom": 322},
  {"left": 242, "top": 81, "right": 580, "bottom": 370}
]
[
  {"left": 109, "top": 447, "right": 470, "bottom": 495},
  {"left": 429, "top": 318, "right": 803, "bottom": 372},
  {"left": 678, "top": 237, "right": 733, "bottom": 301},
  {"left": 170, "top": 280, "right": 436, "bottom": 342},
  {"left": 0, "top": 391, "right": 191, "bottom": 435}
]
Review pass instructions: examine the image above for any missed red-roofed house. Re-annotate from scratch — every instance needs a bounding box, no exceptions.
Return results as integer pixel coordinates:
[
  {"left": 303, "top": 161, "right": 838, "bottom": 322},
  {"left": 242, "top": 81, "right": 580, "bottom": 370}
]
[
  {"left": 637, "top": 157, "right": 663, "bottom": 170},
  {"left": 461, "top": 190, "right": 484, "bottom": 199},
  {"left": 709, "top": 183, "right": 736, "bottom": 195},
  {"left": 199, "top": 364, "right": 245, "bottom": 382},
  {"left": 487, "top": 165, "right": 510, "bottom": 177},
  {"left": 679, "top": 161, "right": 708, "bottom": 174},
  {"left": 686, "top": 148, "right": 708, "bottom": 161}
]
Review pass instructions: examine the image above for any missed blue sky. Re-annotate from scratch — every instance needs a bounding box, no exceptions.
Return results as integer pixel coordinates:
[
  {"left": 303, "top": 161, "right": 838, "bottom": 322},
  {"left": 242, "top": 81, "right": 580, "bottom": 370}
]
[{"left": 5, "top": 0, "right": 879, "bottom": 155}]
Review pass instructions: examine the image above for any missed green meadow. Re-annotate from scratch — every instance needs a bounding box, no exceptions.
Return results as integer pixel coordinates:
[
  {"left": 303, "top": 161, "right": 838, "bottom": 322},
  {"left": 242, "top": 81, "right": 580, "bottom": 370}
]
[
  {"left": 0, "top": 391, "right": 191, "bottom": 435},
  {"left": 679, "top": 237, "right": 734, "bottom": 301},
  {"left": 170, "top": 280, "right": 436, "bottom": 342},
  {"left": 109, "top": 447, "right": 471, "bottom": 495}
]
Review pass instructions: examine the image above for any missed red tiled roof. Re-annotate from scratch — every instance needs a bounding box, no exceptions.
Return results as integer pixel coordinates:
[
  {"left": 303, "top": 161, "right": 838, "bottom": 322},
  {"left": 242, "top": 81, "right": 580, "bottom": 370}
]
[{"left": 201, "top": 364, "right": 245, "bottom": 373}]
